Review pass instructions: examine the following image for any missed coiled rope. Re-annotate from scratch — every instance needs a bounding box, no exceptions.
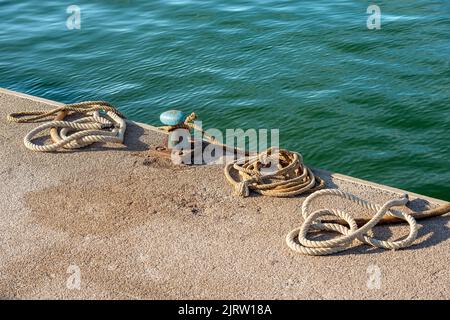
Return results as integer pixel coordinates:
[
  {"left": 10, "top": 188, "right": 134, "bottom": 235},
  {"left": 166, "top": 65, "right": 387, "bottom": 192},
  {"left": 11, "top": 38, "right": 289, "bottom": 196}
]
[
  {"left": 286, "top": 189, "right": 420, "bottom": 255},
  {"left": 7, "top": 101, "right": 126, "bottom": 152},
  {"left": 224, "top": 148, "right": 324, "bottom": 197}
]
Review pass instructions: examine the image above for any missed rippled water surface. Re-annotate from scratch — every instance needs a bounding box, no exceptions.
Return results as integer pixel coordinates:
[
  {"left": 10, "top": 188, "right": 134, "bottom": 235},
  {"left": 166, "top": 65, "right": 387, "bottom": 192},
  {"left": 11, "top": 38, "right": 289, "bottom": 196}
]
[{"left": 1, "top": 1, "right": 449, "bottom": 200}]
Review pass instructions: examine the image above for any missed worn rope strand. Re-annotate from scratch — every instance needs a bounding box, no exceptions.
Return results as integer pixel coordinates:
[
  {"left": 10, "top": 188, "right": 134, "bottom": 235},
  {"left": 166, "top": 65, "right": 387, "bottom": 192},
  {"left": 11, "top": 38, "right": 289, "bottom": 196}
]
[{"left": 7, "top": 101, "right": 126, "bottom": 123}]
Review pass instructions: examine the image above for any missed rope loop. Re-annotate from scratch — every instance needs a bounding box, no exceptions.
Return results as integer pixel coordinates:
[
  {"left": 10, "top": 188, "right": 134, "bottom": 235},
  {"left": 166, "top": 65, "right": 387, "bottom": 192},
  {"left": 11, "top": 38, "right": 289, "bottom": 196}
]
[
  {"left": 286, "top": 189, "right": 419, "bottom": 256},
  {"left": 7, "top": 101, "right": 126, "bottom": 152}
]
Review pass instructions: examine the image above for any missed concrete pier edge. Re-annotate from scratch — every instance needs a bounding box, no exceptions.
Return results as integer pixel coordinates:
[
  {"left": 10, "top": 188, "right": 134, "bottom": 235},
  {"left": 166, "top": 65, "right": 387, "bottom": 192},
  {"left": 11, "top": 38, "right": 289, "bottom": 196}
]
[{"left": 0, "top": 87, "right": 446, "bottom": 205}]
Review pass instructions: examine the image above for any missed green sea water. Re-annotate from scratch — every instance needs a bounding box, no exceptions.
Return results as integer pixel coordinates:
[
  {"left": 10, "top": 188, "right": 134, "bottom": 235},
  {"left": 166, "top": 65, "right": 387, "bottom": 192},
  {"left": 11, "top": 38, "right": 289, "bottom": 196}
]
[{"left": 1, "top": 0, "right": 449, "bottom": 200}]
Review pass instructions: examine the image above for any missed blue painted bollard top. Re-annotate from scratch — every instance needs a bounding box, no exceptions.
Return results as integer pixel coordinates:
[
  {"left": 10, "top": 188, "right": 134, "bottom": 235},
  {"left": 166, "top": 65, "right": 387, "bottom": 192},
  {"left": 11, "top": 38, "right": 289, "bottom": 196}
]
[{"left": 160, "top": 110, "right": 185, "bottom": 126}]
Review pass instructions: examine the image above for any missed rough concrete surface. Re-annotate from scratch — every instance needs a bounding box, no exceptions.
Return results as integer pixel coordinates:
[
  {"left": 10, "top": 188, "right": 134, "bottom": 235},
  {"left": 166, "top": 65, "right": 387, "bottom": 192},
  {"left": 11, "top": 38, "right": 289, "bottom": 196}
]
[{"left": 0, "top": 88, "right": 448, "bottom": 300}]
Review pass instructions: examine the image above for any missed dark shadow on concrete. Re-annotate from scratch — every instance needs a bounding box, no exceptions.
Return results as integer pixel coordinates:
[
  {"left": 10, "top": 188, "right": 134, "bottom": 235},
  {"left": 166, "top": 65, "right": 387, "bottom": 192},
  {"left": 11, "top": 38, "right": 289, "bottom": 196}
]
[
  {"left": 326, "top": 215, "right": 449, "bottom": 256},
  {"left": 406, "top": 216, "right": 450, "bottom": 251},
  {"left": 120, "top": 121, "right": 149, "bottom": 152},
  {"left": 406, "top": 197, "right": 432, "bottom": 212},
  {"left": 312, "top": 168, "right": 339, "bottom": 190}
]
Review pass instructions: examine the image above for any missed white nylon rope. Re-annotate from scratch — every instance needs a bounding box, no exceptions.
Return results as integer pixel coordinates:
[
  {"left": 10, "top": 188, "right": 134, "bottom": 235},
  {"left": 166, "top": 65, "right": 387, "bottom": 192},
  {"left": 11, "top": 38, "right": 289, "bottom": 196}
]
[{"left": 286, "top": 189, "right": 418, "bottom": 256}]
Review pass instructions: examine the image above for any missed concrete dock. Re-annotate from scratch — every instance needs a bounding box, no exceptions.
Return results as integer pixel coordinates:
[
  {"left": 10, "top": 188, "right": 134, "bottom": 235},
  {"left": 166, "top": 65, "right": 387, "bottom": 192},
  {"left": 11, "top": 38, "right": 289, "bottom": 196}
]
[{"left": 0, "top": 88, "right": 448, "bottom": 299}]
